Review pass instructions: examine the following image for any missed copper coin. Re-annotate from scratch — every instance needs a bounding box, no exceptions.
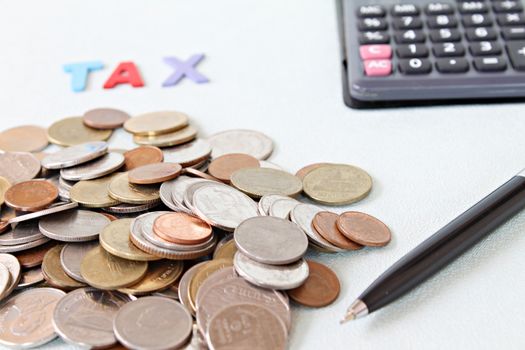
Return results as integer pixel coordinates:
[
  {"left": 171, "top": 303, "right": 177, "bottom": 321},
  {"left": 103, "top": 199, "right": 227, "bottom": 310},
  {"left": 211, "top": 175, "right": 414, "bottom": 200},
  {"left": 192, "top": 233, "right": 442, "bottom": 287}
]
[
  {"left": 183, "top": 167, "right": 220, "bottom": 181},
  {"left": 4, "top": 180, "right": 58, "bottom": 212},
  {"left": 295, "top": 162, "right": 330, "bottom": 180},
  {"left": 153, "top": 212, "right": 212, "bottom": 245},
  {"left": 83, "top": 108, "right": 131, "bottom": 130},
  {"left": 14, "top": 241, "right": 57, "bottom": 269},
  {"left": 287, "top": 260, "right": 340, "bottom": 307},
  {"left": 0, "top": 125, "right": 49, "bottom": 152},
  {"left": 100, "top": 212, "right": 118, "bottom": 221},
  {"left": 336, "top": 211, "right": 392, "bottom": 247},
  {"left": 128, "top": 162, "right": 182, "bottom": 185},
  {"left": 122, "top": 146, "right": 164, "bottom": 171},
  {"left": 207, "top": 153, "right": 260, "bottom": 183},
  {"left": 312, "top": 211, "right": 362, "bottom": 250}
]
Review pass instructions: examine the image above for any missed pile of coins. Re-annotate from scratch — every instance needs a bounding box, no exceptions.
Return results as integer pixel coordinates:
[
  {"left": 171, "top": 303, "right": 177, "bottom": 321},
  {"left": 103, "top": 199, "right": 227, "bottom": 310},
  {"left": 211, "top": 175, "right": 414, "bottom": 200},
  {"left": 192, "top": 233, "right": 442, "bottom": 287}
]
[{"left": 0, "top": 108, "right": 391, "bottom": 350}]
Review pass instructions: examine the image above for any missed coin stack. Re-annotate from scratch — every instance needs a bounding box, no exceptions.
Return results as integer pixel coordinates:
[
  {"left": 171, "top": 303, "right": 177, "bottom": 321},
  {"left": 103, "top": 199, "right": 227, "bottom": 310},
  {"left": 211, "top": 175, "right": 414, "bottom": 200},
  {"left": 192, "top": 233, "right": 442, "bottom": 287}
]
[{"left": 0, "top": 108, "right": 391, "bottom": 350}]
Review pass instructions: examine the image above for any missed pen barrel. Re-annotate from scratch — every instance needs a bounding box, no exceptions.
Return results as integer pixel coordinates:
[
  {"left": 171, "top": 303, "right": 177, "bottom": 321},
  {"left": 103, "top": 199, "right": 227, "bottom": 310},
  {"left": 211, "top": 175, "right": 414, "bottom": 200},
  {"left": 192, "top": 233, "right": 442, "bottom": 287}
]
[{"left": 361, "top": 174, "right": 525, "bottom": 313}]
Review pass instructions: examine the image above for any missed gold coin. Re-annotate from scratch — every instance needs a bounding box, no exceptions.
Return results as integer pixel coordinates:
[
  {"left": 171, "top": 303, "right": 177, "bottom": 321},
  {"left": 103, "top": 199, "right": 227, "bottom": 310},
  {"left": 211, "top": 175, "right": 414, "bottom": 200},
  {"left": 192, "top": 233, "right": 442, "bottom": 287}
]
[
  {"left": 0, "top": 125, "right": 48, "bottom": 152},
  {"left": 133, "top": 125, "right": 197, "bottom": 147},
  {"left": 188, "top": 259, "right": 233, "bottom": 311},
  {"left": 117, "top": 260, "right": 184, "bottom": 295},
  {"left": 100, "top": 218, "right": 160, "bottom": 261},
  {"left": 47, "top": 117, "right": 112, "bottom": 146},
  {"left": 0, "top": 177, "right": 11, "bottom": 206},
  {"left": 124, "top": 111, "right": 189, "bottom": 136},
  {"left": 80, "top": 246, "right": 148, "bottom": 290},
  {"left": 213, "top": 239, "right": 237, "bottom": 261},
  {"left": 42, "top": 245, "right": 85, "bottom": 289},
  {"left": 230, "top": 168, "right": 303, "bottom": 198},
  {"left": 108, "top": 173, "right": 160, "bottom": 204},
  {"left": 69, "top": 174, "right": 121, "bottom": 208}
]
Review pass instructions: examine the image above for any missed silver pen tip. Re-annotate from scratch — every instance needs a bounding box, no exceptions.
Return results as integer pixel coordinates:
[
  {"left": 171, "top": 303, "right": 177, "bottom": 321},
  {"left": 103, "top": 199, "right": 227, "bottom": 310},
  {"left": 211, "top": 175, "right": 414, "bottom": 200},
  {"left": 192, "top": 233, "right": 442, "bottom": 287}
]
[
  {"left": 340, "top": 312, "right": 356, "bottom": 324},
  {"left": 340, "top": 299, "right": 368, "bottom": 325}
]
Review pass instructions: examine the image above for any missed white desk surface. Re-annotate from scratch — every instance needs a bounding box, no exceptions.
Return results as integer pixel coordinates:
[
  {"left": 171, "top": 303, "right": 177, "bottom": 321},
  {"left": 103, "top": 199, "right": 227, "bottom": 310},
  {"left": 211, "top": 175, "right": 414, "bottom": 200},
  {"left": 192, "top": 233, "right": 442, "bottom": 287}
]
[{"left": 1, "top": 1, "right": 525, "bottom": 349}]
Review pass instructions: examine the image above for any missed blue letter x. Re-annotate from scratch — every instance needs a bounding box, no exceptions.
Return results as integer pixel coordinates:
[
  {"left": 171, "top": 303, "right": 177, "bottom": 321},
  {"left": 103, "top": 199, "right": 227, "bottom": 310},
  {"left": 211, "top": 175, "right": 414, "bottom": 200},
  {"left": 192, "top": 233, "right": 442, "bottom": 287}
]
[{"left": 162, "top": 54, "right": 209, "bottom": 87}]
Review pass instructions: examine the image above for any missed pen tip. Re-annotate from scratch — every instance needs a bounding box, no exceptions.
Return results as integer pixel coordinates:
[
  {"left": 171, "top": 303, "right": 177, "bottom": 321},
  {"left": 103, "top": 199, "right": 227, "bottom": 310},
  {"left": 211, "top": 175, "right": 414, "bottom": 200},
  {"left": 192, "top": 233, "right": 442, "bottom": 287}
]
[
  {"left": 340, "top": 299, "right": 368, "bottom": 325},
  {"left": 340, "top": 312, "right": 356, "bottom": 325}
]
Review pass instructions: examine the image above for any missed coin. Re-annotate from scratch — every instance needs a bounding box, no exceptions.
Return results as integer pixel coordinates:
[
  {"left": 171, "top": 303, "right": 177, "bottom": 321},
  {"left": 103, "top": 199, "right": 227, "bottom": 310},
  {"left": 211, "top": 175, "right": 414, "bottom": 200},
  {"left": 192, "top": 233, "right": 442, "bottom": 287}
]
[
  {"left": 16, "top": 266, "right": 44, "bottom": 289},
  {"left": 0, "top": 254, "right": 21, "bottom": 300},
  {"left": 41, "top": 141, "right": 109, "bottom": 169},
  {"left": 133, "top": 125, "right": 197, "bottom": 147},
  {"left": 113, "top": 296, "right": 193, "bottom": 350},
  {"left": 234, "top": 252, "right": 309, "bottom": 290},
  {"left": 0, "top": 152, "right": 41, "bottom": 184},
  {"left": 178, "top": 261, "right": 208, "bottom": 314},
  {"left": 0, "top": 236, "right": 50, "bottom": 254},
  {"left": 159, "top": 179, "right": 183, "bottom": 211},
  {"left": 194, "top": 267, "right": 238, "bottom": 309},
  {"left": 39, "top": 209, "right": 111, "bottom": 242},
  {"left": 100, "top": 218, "right": 160, "bottom": 261},
  {"left": 295, "top": 162, "right": 329, "bottom": 180},
  {"left": 183, "top": 167, "right": 220, "bottom": 181},
  {"left": 0, "top": 177, "right": 10, "bottom": 206},
  {"left": 206, "top": 303, "right": 287, "bottom": 350},
  {"left": 0, "top": 221, "right": 44, "bottom": 246},
  {"left": 336, "top": 211, "right": 392, "bottom": 247},
  {"left": 118, "top": 260, "right": 184, "bottom": 295},
  {"left": 60, "top": 152, "right": 125, "bottom": 181},
  {"left": 287, "top": 260, "right": 340, "bottom": 307},
  {"left": 4, "top": 180, "right": 58, "bottom": 212},
  {"left": 0, "top": 288, "right": 66, "bottom": 348},
  {"left": 103, "top": 202, "right": 159, "bottom": 214},
  {"left": 312, "top": 211, "right": 363, "bottom": 250},
  {"left": 69, "top": 174, "right": 121, "bottom": 208},
  {"left": 122, "top": 146, "right": 164, "bottom": 171},
  {"left": 47, "top": 116, "right": 112, "bottom": 146},
  {"left": 169, "top": 175, "right": 203, "bottom": 213},
  {"left": 0, "top": 125, "right": 48, "bottom": 152},
  {"left": 81, "top": 246, "right": 148, "bottom": 290},
  {"left": 163, "top": 139, "right": 212, "bottom": 167},
  {"left": 0, "top": 263, "right": 10, "bottom": 299},
  {"left": 7, "top": 201, "right": 78, "bottom": 224},
  {"left": 302, "top": 164, "right": 372, "bottom": 205},
  {"left": 234, "top": 216, "right": 308, "bottom": 265},
  {"left": 124, "top": 111, "right": 190, "bottom": 136},
  {"left": 60, "top": 241, "right": 99, "bottom": 283},
  {"left": 258, "top": 194, "right": 292, "bottom": 216},
  {"left": 128, "top": 162, "right": 182, "bottom": 184},
  {"left": 153, "top": 212, "right": 212, "bottom": 245},
  {"left": 188, "top": 259, "right": 233, "bottom": 311},
  {"left": 207, "top": 153, "right": 260, "bottom": 183},
  {"left": 108, "top": 173, "right": 160, "bottom": 204},
  {"left": 14, "top": 241, "right": 56, "bottom": 269},
  {"left": 207, "top": 129, "right": 273, "bottom": 160},
  {"left": 231, "top": 168, "right": 303, "bottom": 198},
  {"left": 268, "top": 197, "right": 300, "bottom": 219},
  {"left": 83, "top": 108, "right": 131, "bottom": 129},
  {"left": 42, "top": 245, "right": 86, "bottom": 289},
  {"left": 53, "top": 288, "right": 132, "bottom": 348},
  {"left": 213, "top": 239, "right": 237, "bottom": 261}
]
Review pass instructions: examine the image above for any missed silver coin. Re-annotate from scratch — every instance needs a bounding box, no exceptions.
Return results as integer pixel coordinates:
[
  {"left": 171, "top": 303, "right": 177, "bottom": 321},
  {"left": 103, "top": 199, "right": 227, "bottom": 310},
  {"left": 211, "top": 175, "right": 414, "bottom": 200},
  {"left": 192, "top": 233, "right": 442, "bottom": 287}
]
[
  {"left": 213, "top": 234, "right": 235, "bottom": 257},
  {"left": 102, "top": 201, "right": 160, "bottom": 214},
  {"left": 195, "top": 266, "right": 237, "bottom": 309},
  {"left": 163, "top": 139, "right": 212, "bottom": 167},
  {"left": 58, "top": 176, "right": 76, "bottom": 190},
  {"left": 15, "top": 266, "right": 44, "bottom": 289},
  {"left": 259, "top": 160, "right": 283, "bottom": 170},
  {"left": 0, "top": 236, "right": 50, "bottom": 254},
  {"left": 39, "top": 210, "right": 111, "bottom": 242},
  {"left": 192, "top": 183, "right": 259, "bottom": 232},
  {"left": 0, "top": 221, "right": 45, "bottom": 246},
  {"left": 53, "top": 288, "right": 131, "bottom": 348},
  {"left": 41, "top": 141, "right": 108, "bottom": 169},
  {"left": 178, "top": 261, "right": 208, "bottom": 315},
  {"left": 258, "top": 194, "right": 291, "bottom": 216},
  {"left": 290, "top": 204, "right": 344, "bottom": 252},
  {"left": 60, "top": 242, "right": 99, "bottom": 283},
  {"left": 0, "top": 152, "right": 41, "bottom": 184},
  {"left": 268, "top": 198, "right": 300, "bottom": 219},
  {"left": 0, "top": 254, "right": 21, "bottom": 301},
  {"left": 207, "top": 129, "right": 273, "bottom": 160},
  {"left": 60, "top": 152, "right": 125, "bottom": 181},
  {"left": 0, "top": 264, "right": 10, "bottom": 298},
  {"left": 170, "top": 175, "right": 202, "bottom": 213},
  {"left": 234, "top": 216, "right": 308, "bottom": 265},
  {"left": 113, "top": 296, "right": 193, "bottom": 350},
  {"left": 183, "top": 180, "right": 217, "bottom": 213},
  {"left": 234, "top": 252, "right": 309, "bottom": 290},
  {"left": 159, "top": 180, "right": 182, "bottom": 211},
  {"left": 8, "top": 202, "right": 78, "bottom": 224},
  {"left": 58, "top": 186, "right": 70, "bottom": 202}
]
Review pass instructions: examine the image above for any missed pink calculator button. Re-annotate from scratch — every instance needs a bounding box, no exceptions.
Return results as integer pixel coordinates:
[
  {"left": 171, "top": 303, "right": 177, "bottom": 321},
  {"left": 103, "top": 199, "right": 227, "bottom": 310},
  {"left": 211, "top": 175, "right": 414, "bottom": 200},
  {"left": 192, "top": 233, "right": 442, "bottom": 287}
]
[
  {"left": 363, "top": 60, "right": 392, "bottom": 76},
  {"left": 360, "top": 45, "right": 392, "bottom": 60}
]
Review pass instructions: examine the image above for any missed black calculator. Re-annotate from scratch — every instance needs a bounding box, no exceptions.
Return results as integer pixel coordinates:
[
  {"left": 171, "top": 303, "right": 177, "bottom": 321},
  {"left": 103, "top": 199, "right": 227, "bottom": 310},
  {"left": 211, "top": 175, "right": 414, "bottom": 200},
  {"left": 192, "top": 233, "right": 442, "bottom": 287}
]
[{"left": 337, "top": 0, "right": 525, "bottom": 107}]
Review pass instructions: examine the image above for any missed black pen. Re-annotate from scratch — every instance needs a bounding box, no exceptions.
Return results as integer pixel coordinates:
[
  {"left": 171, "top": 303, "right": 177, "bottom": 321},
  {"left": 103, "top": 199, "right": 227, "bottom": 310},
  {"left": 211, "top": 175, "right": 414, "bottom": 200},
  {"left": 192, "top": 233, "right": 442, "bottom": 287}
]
[{"left": 341, "top": 169, "right": 525, "bottom": 323}]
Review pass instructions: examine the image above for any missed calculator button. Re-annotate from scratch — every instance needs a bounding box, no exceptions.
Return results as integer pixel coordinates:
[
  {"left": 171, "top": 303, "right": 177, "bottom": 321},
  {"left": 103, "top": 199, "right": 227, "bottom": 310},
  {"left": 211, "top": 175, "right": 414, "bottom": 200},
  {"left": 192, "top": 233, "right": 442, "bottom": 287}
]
[
  {"left": 425, "top": 3, "right": 455, "bottom": 15},
  {"left": 391, "top": 4, "right": 420, "bottom": 16},
  {"left": 435, "top": 58, "right": 470, "bottom": 73},
  {"left": 433, "top": 42, "right": 466, "bottom": 56},
  {"left": 395, "top": 30, "right": 426, "bottom": 43},
  {"left": 462, "top": 13, "right": 494, "bottom": 27},
  {"left": 459, "top": 2, "right": 488, "bottom": 14},
  {"left": 392, "top": 16, "right": 423, "bottom": 29},
  {"left": 493, "top": 1, "right": 523, "bottom": 13},
  {"left": 427, "top": 15, "right": 458, "bottom": 28},
  {"left": 359, "top": 31, "right": 391, "bottom": 44},
  {"left": 396, "top": 44, "right": 430, "bottom": 58},
  {"left": 497, "top": 13, "right": 525, "bottom": 26},
  {"left": 501, "top": 27, "right": 525, "bottom": 39},
  {"left": 465, "top": 27, "right": 497, "bottom": 41},
  {"left": 469, "top": 41, "right": 502, "bottom": 55},
  {"left": 473, "top": 57, "right": 508, "bottom": 71},
  {"left": 363, "top": 60, "right": 392, "bottom": 76},
  {"left": 429, "top": 28, "right": 462, "bottom": 42},
  {"left": 357, "top": 5, "right": 386, "bottom": 18},
  {"left": 358, "top": 18, "right": 388, "bottom": 31},
  {"left": 398, "top": 58, "right": 433, "bottom": 74},
  {"left": 506, "top": 41, "right": 525, "bottom": 70},
  {"left": 360, "top": 45, "right": 393, "bottom": 59}
]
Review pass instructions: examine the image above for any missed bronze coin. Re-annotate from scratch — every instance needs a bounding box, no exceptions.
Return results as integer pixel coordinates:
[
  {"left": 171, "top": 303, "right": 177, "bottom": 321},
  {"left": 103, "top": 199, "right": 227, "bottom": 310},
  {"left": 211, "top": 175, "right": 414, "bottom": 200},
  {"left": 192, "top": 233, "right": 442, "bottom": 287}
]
[
  {"left": 312, "top": 211, "right": 362, "bottom": 250},
  {"left": 4, "top": 180, "right": 58, "bottom": 212},
  {"left": 295, "top": 162, "right": 330, "bottom": 180},
  {"left": 0, "top": 125, "right": 49, "bottom": 152},
  {"left": 336, "top": 211, "right": 392, "bottom": 247},
  {"left": 14, "top": 241, "right": 57, "bottom": 269},
  {"left": 183, "top": 168, "right": 220, "bottom": 182},
  {"left": 100, "top": 212, "right": 118, "bottom": 221},
  {"left": 83, "top": 108, "right": 131, "bottom": 130},
  {"left": 122, "top": 146, "right": 164, "bottom": 171},
  {"left": 128, "top": 163, "right": 182, "bottom": 185},
  {"left": 42, "top": 244, "right": 85, "bottom": 289},
  {"left": 208, "top": 153, "right": 260, "bottom": 183},
  {"left": 287, "top": 260, "right": 340, "bottom": 307},
  {"left": 153, "top": 212, "right": 212, "bottom": 245}
]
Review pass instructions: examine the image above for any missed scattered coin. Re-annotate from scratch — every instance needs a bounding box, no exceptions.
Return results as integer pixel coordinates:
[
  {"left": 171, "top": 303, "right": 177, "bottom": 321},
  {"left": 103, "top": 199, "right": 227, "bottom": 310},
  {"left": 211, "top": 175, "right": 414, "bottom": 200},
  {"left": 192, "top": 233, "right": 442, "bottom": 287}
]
[
  {"left": 122, "top": 146, "right": 164, "bottom": 171},
  {"left": 208, "top": 153, "right": 260, "bottom": 183},
  {"left": 83, "top": 108, "right": 131, "bottom": 129},
  {"left": 184, "top": 167, "right": 220, "bottom": 182},
  {"left": 0, "top": 152, "right": 41, "bottom": 184},
  {"left": 194, "top": 267, "right": 238, "bottom": 309},
  {"left": 213, "top": 239, "right": 237, "bottom": 261},
  {"left": 153, "top": 212, "right": 212, "bottom": 245},
  {"left": 47, "top": 116, "right": 112, "bottom": 146},
  {"left": 258, "top": 194, "right": 292, "bottom": 216},
  {"left": 42, "top": 245, "right": 86, "bottom": 289},
  {"left": 208, "top": 129, "right": 273, "bottom": 160},
  {"left": 295, "top": 162, "right": 330, "bottom": 180},
  {"left": 4, "top": 180, "right": 58, "bottom": 212},
  {"left": 0, "top": 264, "right": 10, "bottom": 299},
  {"left": 163, "top": 138, "right": 212, "bottom": 167},
  {"left": 118, "top": 260, "right": 184, "bottom": 295},
  {"left": 60, "top": 241, "right": 99, "bottom": 283},
  {"left": 188, "top": 259, "right": 233, "bottom": 311},
  {"left": 41, "top": 141, "right": 108, "bottom": 169},
  {"left": 128, "top": 162, "right": 182, "bottom": 184},
  {"left": 312, "top": 211, "right": 363, "bottom": 250},
  {"left": 69, "top": 174, "right": 121, "bottom": 208},
  {"left": 0, "top": 253, "right": 21, "bottom": 300},
  {"left": 287, "top": 260, "right": 340, "bottom": 307},
  {"left": 159, "top": 179, "right": 184, "bottom": 211},
  {"left": 169, "top": 175, "right": 203, "bottom": 212},
  {"left": 124, "top": 111, "right": 190, "bottom": 136},
  {"left": 108, "top": 172, "right": 160, "bottom": 204},
  {"left": 14, "top": 241, "right": 57, "bottom": 269},
  {"left": 60, "top": 152, "right": 125, "bottom": 181},
  {"left": 16, "top": 266, "right": 44, "bottom": 289},
  {"left": 0, "top": 236, "right": 51, "bottom": 254},
  {"left": 336, "top": 211, "right": 392, "bottom": 247},
  {"left": 0, "top": 221, "right": 45, "bottom": 246},
  {"left": 0, "top": 125, "right": 48, "bottom": 152},
  {"left": 231, "top": 168, "right": 303, "bottom": 198},
  {"left": 103, "top": 202, "right": 160, "bottom": 214},
  {"left": 178, "top": 261, "right": 208, "bottom": 314},
  {"left": 7, "top": 201, "right": 78, "bottom": 224},
  {"left": 269, "top": 197, "right": 300, "bottom": 219},
  {"left": 39, "top": 210, "right": 111, "bottom": 242},
  {"left": 133, "top": 125, "right": 198, "bottom": 147}
]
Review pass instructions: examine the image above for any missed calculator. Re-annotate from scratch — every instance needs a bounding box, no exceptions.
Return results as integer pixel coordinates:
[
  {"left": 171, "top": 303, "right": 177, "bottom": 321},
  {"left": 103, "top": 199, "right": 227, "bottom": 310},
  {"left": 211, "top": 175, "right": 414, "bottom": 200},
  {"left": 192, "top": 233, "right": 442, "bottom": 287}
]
[{"left": 337, "top": 0, "right": 525, "bottom": 108}]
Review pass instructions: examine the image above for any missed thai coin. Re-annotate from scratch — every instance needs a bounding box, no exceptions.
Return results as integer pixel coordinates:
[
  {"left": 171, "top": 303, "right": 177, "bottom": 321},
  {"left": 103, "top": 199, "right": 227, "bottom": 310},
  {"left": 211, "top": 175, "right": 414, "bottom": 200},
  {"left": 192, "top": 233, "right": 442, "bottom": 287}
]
[
  {"left": 159, "top": 179, "right": 183, "bottom": 211},
  {"left": 41, "top": 141, "right": 108, "bottom": 169},
  {"left": 0, "top": 288, "right": 66, "bottom": 348},
  {"left": 16, "top": 266, "right": 44, "bottom": 289},
  {"left": 122, "top": 146, "right": 164, "bottom": 171},
  {"left": 207, "top": 129, "right": 273, "bottom": 160},
  {"left": 258, "top": 194, "right": 291, "bottom": 216},
  {"left": 118, "top": 260, "right": 184, "bottom": 295},
  {"left": 53, "top": 288, "right": 131, "bottom": 348},
  {"left": 0, "top": 237, "right": 50, "bottom": 254},
  {"left": 194, "top": 267, "right": 238, "bottom": 309},
  {"left": 312, "top": 211, "right": 363, "bottom": 250},
  {"left": 0, "top": 254, "right": 21, "bottom": 300},
  {"left": 60, "top": 242, "right": 100, "bottom": 283},
  {"left": 336, "top": 211, "right": 392, "bottom": 247},
  {"left": 213, "top": 239, "right": 237, "bottom": 261},
  {"left": 207, "top": 153, "right": 260, "bottom": 183},
  {"left": 302, "top": 164, "right": 373, "bottom": 205},
  {"left": 14, "top": 241, "right": 56, "bottom": 269},
  {"left": 0, "top": 221, "right": 45, "bottom": 246},
  {"left": 80, "top": 246, "right": 148, "bottom": 290},
  {"left": 133, "top": 125, "right": 197, "bottom": 147},
  {"left": 259, "top": 160, "right": 283, "bottom": 171},
  {"left": 207, "top": 303, "right": 287, "bottom": 350},
  {"left": 169, "top": 175, "right": 203, "bottom": 212},
  {"left": 231, "top": 168, "right": 303, "bottom": 198},
  {"left": 58, "top": 176, "right": 76, "bottom": 190},
  {"left": 178, "top": 261, "right": 208, "bottom": 315},
  {"left": 0, "top": 264, "right": 10, "bottom": 298},
  {"left": 83, "top": 108, "right": 131, "bottom": 129},
  {"left": 39, "top": 210, "right": 111, "bottom": 242},
  {"left": 268, "top": 197, "right": 300, "bottom": 219},
  {"left": 4, "top": 180, "right": 58, "bottom": 212},
  {"left": 47, "top": 116, "right": 112, "bottom": 146},
  {"left": 0, "top": 177, "right": 11, "bottom": 206},
  {"left": 183, "top": 180, "right": 216, "bottom": 212},
  {"left": 163, "top": 138, "right": 212, "bottom": 167},
  {"left": 69, "top": 173, "right": 121, "bottom": 208},
  {"left": 0, "top": 152, "right": 40, "bottom": 184},
  {"left": 60, "top": 152, "right": 125, "bottom": 181},
  {"left": 108, "top": 173, "right": 160, "bottom": 204},
  {"left": 234, "top": 216, "right": 308, "bottom": 265},
  {"left": 287, "top": 260, "right": 341, "bottom": 307},
  {"left": 192, "top": 183, "right": 259, "bottom": 231},
  {"left": 7, "top": 202, "right": 78, "bottom": 224},
  {"left": 0, "top": 125, "right": 48, "bottom": 152},
  {"left": 128, "top": 162, "right": 182, "bottom": 184},
  {"left": 124, "top": 111, "right": 189, "bottom": 136},
  {"left": 153, "top": 212, "right": 212, "bottom": 245},
  {"left": 42, "top": 245, "right": 85, "bottom": 289},
  {"left": 102, "top": 202, "right": 159, "bottom": 214},
  {"left": 295, "top": 162, "right": 329, "bottom": 180},
  {"left": 188, "top": 259, "right": 233, "bottom": 311},
  {"left": 113, "top": 296, "right": 193, "bottom": 350}
]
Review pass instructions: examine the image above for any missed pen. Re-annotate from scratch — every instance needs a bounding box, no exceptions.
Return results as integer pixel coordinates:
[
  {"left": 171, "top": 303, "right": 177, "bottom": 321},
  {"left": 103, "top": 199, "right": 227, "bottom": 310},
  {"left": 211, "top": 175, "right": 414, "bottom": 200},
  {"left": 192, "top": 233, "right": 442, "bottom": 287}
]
[{"left": 341, "top": 169, "right": 525, "bottom": 323}]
